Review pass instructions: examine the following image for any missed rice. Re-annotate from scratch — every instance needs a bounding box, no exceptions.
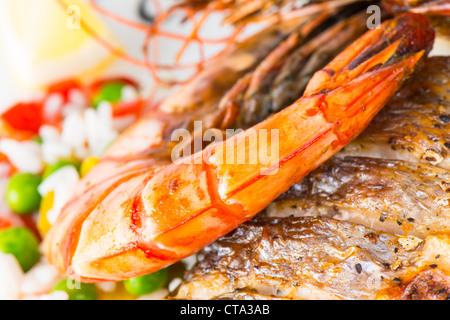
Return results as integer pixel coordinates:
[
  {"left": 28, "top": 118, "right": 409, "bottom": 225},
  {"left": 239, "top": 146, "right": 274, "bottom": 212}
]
[
  {"left": 120, "top": 85, "right": 139, "bottom": 102},
  {"left": 60, "top": 111, "right": 88, "bottom": 159},
  {"left": 0, "top": 139, "right": 43, "bottom": 173},
  {"left": 96, "top": 281, "right": 117, "bottom": 293},
  {"left": 40, "top": 101, "right": 119, "bottom": 163},
  {"left": 42, "top": 93, "right": 63, "bottom": 120},
  {"left": 85, "top": 102, "right": 118, "bottom": 156},
  {"left": 0, "top": 253, "right": 24, "bottom": 300},
  {"left": 137, "top": 288, "right": 169, "bottom": 300},
  {"left": 20, "top": 258, "right": 61, "bottom": 295},
  {"left": 67, "top": 89, "right": 87, "bottom": 106},
  {"left": 181, "top": 254, "right": 197, "bottom": 270},
  {"left": 40, "top": 125, "right": 73, "bottom": 164},
  {"left": 168, "top": 277, "right": 183, "bottom": 292},
  {"left": 38, "top": 166, "right": 80, "bottom": 224}
]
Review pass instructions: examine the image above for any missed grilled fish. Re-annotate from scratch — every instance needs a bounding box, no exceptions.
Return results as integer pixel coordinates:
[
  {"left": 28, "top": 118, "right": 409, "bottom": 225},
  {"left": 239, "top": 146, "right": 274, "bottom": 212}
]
[
  {"left": 171, "top": 56, "right": 450, "bottom": 300},
  {"left": 266, "top": 56, "right": 450, "bottom": 237},
  {"left": 171, "top": 217, "right": 450, "bottom": 300}
]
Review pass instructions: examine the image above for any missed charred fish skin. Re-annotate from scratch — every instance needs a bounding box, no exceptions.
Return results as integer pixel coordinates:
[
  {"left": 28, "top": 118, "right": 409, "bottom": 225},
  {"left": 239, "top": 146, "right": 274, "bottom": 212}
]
[
  {"left": 266, "top": 56, "right": 450, "bottom": 238},
  {"left": 266, "top": 156, "right": 450, "bottom": 238},
  {"left": 171, "top": 217, "right": 450, "bottom": 300},
  {"left": 338, "top": 56, "right": 450, "bottom": 169}
]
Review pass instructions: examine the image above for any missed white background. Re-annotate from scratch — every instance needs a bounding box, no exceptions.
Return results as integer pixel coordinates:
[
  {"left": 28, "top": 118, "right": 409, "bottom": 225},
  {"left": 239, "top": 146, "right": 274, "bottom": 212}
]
[{"left": 0, "top": 0, "right": 230, "bottom": 111}]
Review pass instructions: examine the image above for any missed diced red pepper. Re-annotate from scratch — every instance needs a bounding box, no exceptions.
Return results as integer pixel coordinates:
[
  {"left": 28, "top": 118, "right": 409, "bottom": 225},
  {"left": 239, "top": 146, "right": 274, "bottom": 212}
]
[
  {"left": 0, "top": 152, "right": 7, "bottom": 163},
  {"left": 112, "top": 99, "right": 145, "bottom": 118},
  {"left": 1, "top": 102, "right": 43, "bottom": 134},
  {"left": 0, "top": 217, "right": 13, "bottom": 231},
  {"left": 47, "top": 79, "right": 83, "bottom": 102},
  {"left": 0, "top": 120, "right": 37, "bottom": 142}
]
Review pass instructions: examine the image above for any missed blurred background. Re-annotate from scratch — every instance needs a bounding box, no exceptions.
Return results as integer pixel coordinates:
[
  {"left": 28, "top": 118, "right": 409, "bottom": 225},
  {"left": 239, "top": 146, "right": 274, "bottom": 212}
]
[{"left": 0, "top": 0, "right": 235, "bottom": 111}]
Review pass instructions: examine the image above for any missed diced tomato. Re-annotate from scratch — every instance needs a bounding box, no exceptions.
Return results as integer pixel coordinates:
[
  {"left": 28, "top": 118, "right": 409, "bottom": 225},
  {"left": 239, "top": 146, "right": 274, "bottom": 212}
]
[
  {"left": 0, "top": 178, "right": 39, "bottom": 237},
  {"left": 47, "top": 79, "right": 83, "bottom": 102},
  {"left": 1, "top": 102, "right": 43, "bottom": 134},
  {"left": 0, "top": 152, "right": 7, "bottom": 163},
  {"left": 0, "top": 216, "right": 13, "bottom": 231},
  {"left": 0, "top": 120, "right": 38, "bottom": 141},
  {"left": 0, "top": 215, "right": 38, "bottom": 239},
  {"left": 112, "top": 99, "right": 145, "bottom": 118}
]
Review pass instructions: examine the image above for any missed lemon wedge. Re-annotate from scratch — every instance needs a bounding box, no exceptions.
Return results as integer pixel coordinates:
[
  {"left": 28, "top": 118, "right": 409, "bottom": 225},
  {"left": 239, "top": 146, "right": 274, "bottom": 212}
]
[{"left": 0, "top": 0, "right": 118, "bottom": 89}]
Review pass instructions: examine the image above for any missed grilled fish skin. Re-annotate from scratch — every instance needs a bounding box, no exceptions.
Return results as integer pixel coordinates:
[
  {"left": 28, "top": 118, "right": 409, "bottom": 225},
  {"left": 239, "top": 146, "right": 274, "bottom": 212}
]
[
  {"left": 171, "top": 217, "right": 450, "bottom": 300},
  {"left": 264, "top": 56, "right": 450, "bottom": 238},
  {"left": 265, "top": 156, "right": 450, "bottom": 238},
  {"left": 338, "top": 56, "right": 450, "bottom": 168},
  {"left": 171, "top": 56, "right": 450, "bottom": 300}
]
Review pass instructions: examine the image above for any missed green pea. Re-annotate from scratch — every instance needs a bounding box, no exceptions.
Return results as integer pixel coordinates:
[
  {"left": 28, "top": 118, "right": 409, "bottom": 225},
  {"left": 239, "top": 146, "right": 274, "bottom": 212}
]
[
  {"left": 33, "top": 136, "right": 43, "bottom": 145},
  {"left": 6, "top": 173, "right": 42, "bottom": 215},
  {"left": 51, "top": 279, "right": 98, "bottom": 300},
  {"left": 0, "top": 227, "right": 40, "bottom": 272},
  {"left": 42, "top": 160, "right": 80, "bottom": 179},
  {"left": 123, "top": 268, "right": 169, "bottom": 296},
  {"left": 92, "top": 81, "right": 126, "bottom": 108}
]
